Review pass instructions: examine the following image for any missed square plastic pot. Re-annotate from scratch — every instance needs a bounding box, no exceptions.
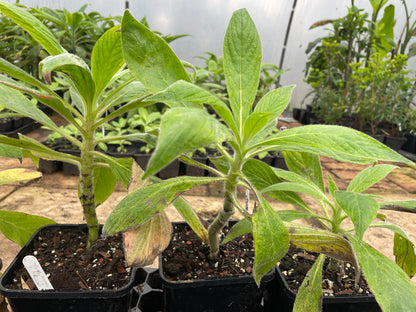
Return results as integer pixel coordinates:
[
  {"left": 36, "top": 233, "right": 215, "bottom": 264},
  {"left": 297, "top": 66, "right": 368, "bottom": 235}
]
[{"left": 0, "top": 224, "right": 137, "bottom": 312}]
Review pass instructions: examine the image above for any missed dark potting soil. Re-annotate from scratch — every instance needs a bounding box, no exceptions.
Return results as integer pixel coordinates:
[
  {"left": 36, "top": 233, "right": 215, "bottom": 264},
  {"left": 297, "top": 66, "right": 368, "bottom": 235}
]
[
  {"left": 6, "top": 227, "right": 131, "bottom": 291},
  {"left": 279, "top": 244, "right": 372, "bottom": 297},
  {"left": 161, "top": 223, "right": 254, "bottom": 281}
]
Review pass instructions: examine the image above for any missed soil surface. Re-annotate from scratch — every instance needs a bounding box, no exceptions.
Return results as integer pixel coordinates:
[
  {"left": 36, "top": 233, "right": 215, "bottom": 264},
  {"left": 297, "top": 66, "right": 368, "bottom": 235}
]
[
  {"left": 161, "top": 223, "right": 254, "bottom": 281},
  {"left": 279, "top": 244, "right": 371, "bottom": 296},
  {"left": 6, "top": 226, "right": 130, "bottom": 291}
]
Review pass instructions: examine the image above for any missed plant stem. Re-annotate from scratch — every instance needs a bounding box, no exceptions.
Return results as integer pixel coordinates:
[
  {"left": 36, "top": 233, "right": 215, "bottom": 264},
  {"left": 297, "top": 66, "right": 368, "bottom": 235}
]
[
  {"left": 207, "top": 151, "right": 242, "bottom": 259},
  {"left": 79, "top": 127, "right": 99, "bottom": 247}
]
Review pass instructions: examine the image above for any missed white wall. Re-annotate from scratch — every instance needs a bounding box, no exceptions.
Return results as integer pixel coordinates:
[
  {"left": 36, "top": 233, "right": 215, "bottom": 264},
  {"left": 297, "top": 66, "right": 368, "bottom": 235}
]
[{"left": 4, "top": 0, "right": 416, "bottom": 110}]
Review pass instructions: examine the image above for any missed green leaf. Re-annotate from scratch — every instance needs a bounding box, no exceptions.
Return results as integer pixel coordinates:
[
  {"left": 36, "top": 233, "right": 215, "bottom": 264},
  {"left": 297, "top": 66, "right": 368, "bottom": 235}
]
[
  {"left": 96, "top": 154, "right": 132, "bottom": 189},
  {"left": 0, "top": 84, "right": 58, "bottom": 131},
  {"left": 327, "top": 172, "right": 339, "bottom": 199},
  {"left": 253, "top": 195, "right": 289, "bottom": 284},
  {"left": 103, "top": 176, "right": 224, "bottom": 235},
  {"left": 144, "top": 108, "right": 231, "bottom": 178},
  {"left": 254, "top": 85, "right": 295, "bottom": 121},
  {"left": 334, "top": 191, "right": 379, "bottom": 240},
  {"left": 121, "top": 10, "right": 190, "bottom": 93},
  {"left": 123, "top": 211, "right": 172, "bottom": 267},
  {"left": 287, "top": 222, "right": 356, "bottom": 263},
  {"left": 91, "top": 25, "right": 124, "bottom": 96},
  {"left": 223, "top": 8, "right": 261, "bottom": 134},
  {"left": 347, "top": 164, "right": 397, "bottom": 193},
  {"left": 40, "top": 53, "right": 95, "bottom": 107},
  {"left": 293, "top": 254, "right": 325, "bottom": 312},
  {"left": 380, "top": 200, "right": 416, "bottom": 211},
  {"left": 0, "top": 169, "right": 41, "bottom": 186},
  {"left": 0, "top": 1, "right": 66, "bottom": 56},
  {"left": 242, "top": 159, "right": 309, "bottom": 211},
  {"left": 146, "top": 80, "right": 237, "bottom": 133},
  {"left": 276, "top": 210, "right": 314, "bottom": 222},
  {"left": 172, "top": 196, "right": 208, "bottom": 243},
  {"left": 370, "top": 222, "right": 416, "bottom": 277},
  {"left": 0, "top": 143, "right": 22, "bottom": 159},
  {"left": 284, "top": 151, "right": 324, "bottom": 192},
  {"left": 0, "top": 211, "right": 55, "bottom": 247},
  {"left": 222, "top": 218, "right": 252, "bottom": 244},
  {"left": 93, "top": 166, "right": 116, "bottom": 206},
  {"left": 243, "top": 112, "right": 272, "bottom": 142},
  {"left": 347, "top": 234, "right": 416, "bottom": 312},
  {"left": 259, "top": 125, "right": 411, "bottom": 165}
]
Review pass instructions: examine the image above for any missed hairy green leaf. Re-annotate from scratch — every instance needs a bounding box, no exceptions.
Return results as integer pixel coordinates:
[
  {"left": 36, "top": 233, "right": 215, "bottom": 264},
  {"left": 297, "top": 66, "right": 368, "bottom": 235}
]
[
  {"left": 121, "top": 10, "right": 190, "bottom": 93},
  {"left": 91, "top": 25, "right": 124, "bottom": 96},
  {"left": 222, "top": 218, "right": 252, "bottom": 245},
  {"left": 254, "top": 85, "right": 295, "bottom": 121},
  {"left": 347, "top": 164, "right": 397, "bottom": 193},
  {"left": 334, "top": 191, "right": 379, "bottom": 240},
  {"left": 253, "top": 196, "right": 289, "bottom": 284},
  {"left": 347, "top": 234, "right": 416, "bottom": 311},
  {"left": 223, "top": 8, "right": 261, "bottom": 134},
  {"left": 144, "top": 108, "right": 231, "bottom": 178},
  {"left": 293, "top": 254, "right": 325, "bottom": 312},
  {"left": 93, "top": 166, "right": 116, "bottom": 206},
  {"left": 259, "top": 125, "right": 411, "bottom": 165},
  {"left": 103, "top": 176, "right": 224, "bottom": 235},
  {"left": 0, "top": 1, "right": 66, "bottom": 56},
  {"left": 0, "top": 211, "right": 55, "bottom": 247}
]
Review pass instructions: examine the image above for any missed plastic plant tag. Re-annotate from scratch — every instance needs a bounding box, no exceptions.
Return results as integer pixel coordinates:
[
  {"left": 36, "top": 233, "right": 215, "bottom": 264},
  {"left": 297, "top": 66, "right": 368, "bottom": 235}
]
[{"left": 22, "top": 255, "right": 54, "bottom": 290}]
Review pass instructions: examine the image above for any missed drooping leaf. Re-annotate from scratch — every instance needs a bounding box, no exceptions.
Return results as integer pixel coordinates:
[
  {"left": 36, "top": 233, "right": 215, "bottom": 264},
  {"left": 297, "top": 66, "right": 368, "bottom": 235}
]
[
  {"left": 173, "top": 196, "right": 208, "bottom": 243},
  {"left": 103, "top": 176, "right": 224, "bottom": 235},
  {"left": 146, "top": 80, "right": 236, "bottom": 134},
  {"left": 0, "top": 1, "right": 66, "bottom": 56},
  {"left": 334, "top": 191, "right": 379, "bottom": 240},
  {"left": 253, "top": 196, "right": 289, "bottom": 285},
  {"left": 287, "top": 222, "right": 356, "bottom": 263},
  {"left": 0, "top": 169, "right": 41, "bottom": 186},
  {"left": 121, "top": 10, "right": 190, "bottom": 93},
  {"left": 259, "top": 125, "right": 411, "bottom": 165},
  {"left": 93, "top": 166, "right": 116, "bottom": 206},
  {"left": 223, "top": 8, "right": 262, "bottom": 134},
  {"left": 347, "top": 164, "right": 397, "bottom": 193},
  {"left": 370, "top": 222, "right": 416, "bottom": 277},
  {"left": 293, "top": 254, "right": 325, "bottom": 312},
  {"left": 144, "top": 108, "right": 231, "bottom": 178},
  {"left": 0, "top": 211, "right": 55, "bottom": 247},
  {"left": 222, "top": 218, "right": 252, "bottom": 245},
  {"left": 91, "top": 25, "right": 124, "bottom": 96},
  {"left": 254, "top": 85, "right": 295, "bottom": 121},
  {"left": 347, "top": 234, "right": 416, "bottom": 312},
  {"left": 123, "top": 210, "right": 172, "bottom": 267},
  {"left": 0, "top": 84, "right": 58, "bottom": 131},
  {"left": 40, "top": 54, "right": 95, "bottom": 106}
]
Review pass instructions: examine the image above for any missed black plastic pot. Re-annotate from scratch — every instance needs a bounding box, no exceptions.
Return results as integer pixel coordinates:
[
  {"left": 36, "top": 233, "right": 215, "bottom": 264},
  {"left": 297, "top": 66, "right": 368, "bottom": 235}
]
[
  {"left": 0, "top": 224, "right": 137, "bottom": 312},
  {"left": 263, "top": 266, "right": 381, "bottom": 312},
  {"left": 159, "top": 222, "right": 265, "bottom": 312},
  {"left": 384, "top": 136, "right": 407, "bottom": 152},
  {"left": 402, "top": 135, "right": 416, "bottom": 154}
]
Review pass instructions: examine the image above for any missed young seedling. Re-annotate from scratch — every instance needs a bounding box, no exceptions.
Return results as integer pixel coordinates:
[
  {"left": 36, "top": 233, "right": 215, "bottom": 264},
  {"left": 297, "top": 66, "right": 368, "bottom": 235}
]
[{"left": 103, "top": 10, "right": 416, "bottom": 311}]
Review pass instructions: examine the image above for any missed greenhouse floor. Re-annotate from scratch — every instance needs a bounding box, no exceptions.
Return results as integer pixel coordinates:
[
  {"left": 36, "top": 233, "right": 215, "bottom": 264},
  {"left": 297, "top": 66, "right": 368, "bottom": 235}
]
[{"left": 2, "top": 120, "right": 416, "bottom": 286}]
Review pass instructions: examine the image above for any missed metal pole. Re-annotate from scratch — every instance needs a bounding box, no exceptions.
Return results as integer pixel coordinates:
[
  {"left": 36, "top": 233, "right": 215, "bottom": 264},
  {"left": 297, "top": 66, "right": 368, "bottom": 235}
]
[
  {"left": 278, "top": 0, "right": 298, "bottom": 84},
  {"left": 125, "top": 1, "right": 129, "bottom": 9}
]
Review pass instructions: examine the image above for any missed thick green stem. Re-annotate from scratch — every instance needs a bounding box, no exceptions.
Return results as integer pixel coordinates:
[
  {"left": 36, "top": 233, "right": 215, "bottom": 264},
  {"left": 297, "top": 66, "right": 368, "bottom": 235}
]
[
  {"left": 79, "top": 129, "right": 99, "bottom": 247},
  {"left": 207, "top": 152, "right": 242, "bottom": 259}
]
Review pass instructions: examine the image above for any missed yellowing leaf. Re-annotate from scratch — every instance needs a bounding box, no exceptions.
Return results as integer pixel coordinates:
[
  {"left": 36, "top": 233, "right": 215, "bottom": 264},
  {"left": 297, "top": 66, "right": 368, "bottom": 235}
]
[
  {"left": 0, "top": 168, "right": 41, "bottom": 185},
  {"left": 123, "top": 210, "right": 172, "bottom": 267}
]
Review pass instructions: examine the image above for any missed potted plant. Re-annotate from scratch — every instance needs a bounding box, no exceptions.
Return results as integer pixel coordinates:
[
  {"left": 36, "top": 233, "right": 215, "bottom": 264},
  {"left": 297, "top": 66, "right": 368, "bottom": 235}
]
[
  {"left": 103, "top": 8, "right": 415, "bottom": 311},
  {"left": 0, "top": 2, "right": 156, "bottom": 311}
]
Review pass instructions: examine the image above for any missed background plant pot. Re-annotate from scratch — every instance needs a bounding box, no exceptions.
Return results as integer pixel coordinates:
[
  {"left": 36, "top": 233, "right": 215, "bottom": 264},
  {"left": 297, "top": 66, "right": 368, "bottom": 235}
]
[
  {"left": 133, "top": 153, "right": 152, "bottom": 171},
  {"left": 0, "top": 224, "right": 137, "bottom": 312},
  {"left": 157, "top": 159, "right": 180, "bottom": 179},
  {"left": 263, "top": 266, "right": 381, "bottom": 312},
  {"left": 180, "top": 157, "right": 208, "bottom": 177},
  {"left": 58, "top": 149, "right": 81, "bottom": 176},
  {"left": 384, "top": 136, "right": 407, "bottom": 152},
  {"left": 159, "top": 222, "right": 264, "bottom": 312},
  {"left": 402, "top": 134, "right": 416, "bottom": 154}
]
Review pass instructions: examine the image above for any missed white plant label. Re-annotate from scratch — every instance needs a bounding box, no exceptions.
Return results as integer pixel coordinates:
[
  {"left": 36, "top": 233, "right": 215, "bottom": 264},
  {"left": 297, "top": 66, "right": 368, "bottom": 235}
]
[{"left": 22, "top": 255, "right": 54, "bottom": 290}]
